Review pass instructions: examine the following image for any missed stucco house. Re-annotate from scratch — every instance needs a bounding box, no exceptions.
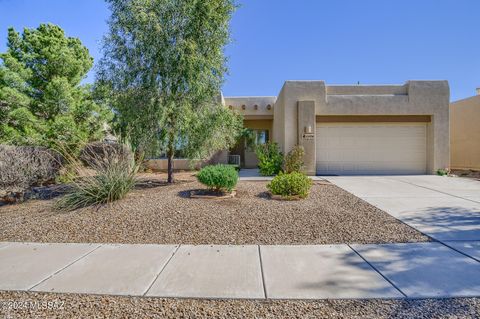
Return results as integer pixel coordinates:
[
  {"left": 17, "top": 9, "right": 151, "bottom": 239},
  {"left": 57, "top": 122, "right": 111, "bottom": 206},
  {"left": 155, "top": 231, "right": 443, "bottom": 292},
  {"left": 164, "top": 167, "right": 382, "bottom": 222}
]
[
  {"left": 450, "top": 89, "right": 480, "bottom": 170},
  {"left": 224, "top": 80, "right": 450, "bottom": 176}
]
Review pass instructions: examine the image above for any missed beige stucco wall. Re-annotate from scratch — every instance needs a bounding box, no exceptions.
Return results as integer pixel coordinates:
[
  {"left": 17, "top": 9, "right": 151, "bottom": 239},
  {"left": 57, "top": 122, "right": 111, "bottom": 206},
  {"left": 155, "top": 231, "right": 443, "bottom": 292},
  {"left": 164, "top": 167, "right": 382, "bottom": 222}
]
[
  {"left": 273, "top": 80, "right": 450, "bottom": 174},
  {"left": 450, "top": 95, "right": 480, "bottom": 170},
  {"left": 297, "top": 101, "right": 316, "bottom": 175},
  {"left": 223, "top": 80, "right": 450, "bottom": 175},
  {"left": 223, "top": 96, "right": 276, "bottom": 139},
  {"left": 224, "top": 96, "right": 275, "bottom": 118}
]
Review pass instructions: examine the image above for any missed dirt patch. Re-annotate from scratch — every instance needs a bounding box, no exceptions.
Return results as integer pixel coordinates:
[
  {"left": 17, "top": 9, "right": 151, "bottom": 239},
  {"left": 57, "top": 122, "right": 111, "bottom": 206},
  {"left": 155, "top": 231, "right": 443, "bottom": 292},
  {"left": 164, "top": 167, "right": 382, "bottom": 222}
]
[
  {"left": 189, "top": 189, "right": 236, "bottom": 199},
  {"left": 0, "top": 173, "right": 428, "bottom": 245},
  {"left": 451, "top": 169, "right": 480, "bottom": 180},
  {"left": 1, "top": 291, "right": 479, "bottom": 319}
]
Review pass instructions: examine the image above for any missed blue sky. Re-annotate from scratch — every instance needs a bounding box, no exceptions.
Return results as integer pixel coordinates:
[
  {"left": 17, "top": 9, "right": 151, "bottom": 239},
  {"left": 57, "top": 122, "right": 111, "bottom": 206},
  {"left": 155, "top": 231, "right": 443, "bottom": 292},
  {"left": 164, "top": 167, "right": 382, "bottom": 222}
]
[{"left": 1, "top": 0, "right": 479, "bottom": 101}]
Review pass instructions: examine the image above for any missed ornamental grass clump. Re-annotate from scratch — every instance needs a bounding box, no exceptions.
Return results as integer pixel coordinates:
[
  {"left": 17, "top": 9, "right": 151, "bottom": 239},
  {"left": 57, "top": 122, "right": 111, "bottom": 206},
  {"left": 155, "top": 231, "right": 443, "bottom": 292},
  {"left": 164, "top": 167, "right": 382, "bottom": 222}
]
[
  {"left": 54, "top": 143, "right": 138, "bottom": 211},
  {"left": 267, "top": 172, "right": 313, "bottom": 200},
  {"left": 197, "top": 164, "right": 238, "bottom": 193}
]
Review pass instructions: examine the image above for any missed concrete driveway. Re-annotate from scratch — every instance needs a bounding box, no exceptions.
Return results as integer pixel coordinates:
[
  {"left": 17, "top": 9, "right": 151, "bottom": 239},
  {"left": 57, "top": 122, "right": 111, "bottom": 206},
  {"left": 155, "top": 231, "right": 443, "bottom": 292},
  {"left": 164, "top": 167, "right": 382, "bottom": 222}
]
[{"left": 326, "top": 176, "right": 480, "bottom": 242}]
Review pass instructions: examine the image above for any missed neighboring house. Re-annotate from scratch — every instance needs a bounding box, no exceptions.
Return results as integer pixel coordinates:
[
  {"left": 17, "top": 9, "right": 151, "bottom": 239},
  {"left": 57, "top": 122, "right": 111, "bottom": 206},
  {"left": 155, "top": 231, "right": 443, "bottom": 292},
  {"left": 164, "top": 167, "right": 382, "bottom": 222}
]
[
  {"left": 450, "top": 90, "right": 480, "bottom": 170},
  {"left": 223, "top": 80, "right": 450, "bottom": 175}
]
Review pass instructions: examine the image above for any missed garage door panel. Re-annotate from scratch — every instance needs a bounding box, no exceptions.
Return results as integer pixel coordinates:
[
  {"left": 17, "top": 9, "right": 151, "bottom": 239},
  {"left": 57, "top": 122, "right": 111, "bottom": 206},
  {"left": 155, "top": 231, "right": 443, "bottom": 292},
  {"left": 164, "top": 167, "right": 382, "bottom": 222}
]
[
  {"left": 327, "top": 137, "right": 340, "bottom": 147},
  {"left": 316, "top": 123, "right": 427, "bottom": 175}
]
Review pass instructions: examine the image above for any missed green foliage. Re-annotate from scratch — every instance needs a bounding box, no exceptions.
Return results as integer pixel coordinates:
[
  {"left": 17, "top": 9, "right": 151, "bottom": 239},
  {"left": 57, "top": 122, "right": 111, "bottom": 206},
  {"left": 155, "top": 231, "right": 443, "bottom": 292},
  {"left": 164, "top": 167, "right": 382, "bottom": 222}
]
[
  {"left": 0, "top": 24, "right": 112, "bottom": 151},
  {"left": 226, "top": 164, "right": 240, "bottom": 172},
  {"left": 180, "top": 104, "right": 243, "bottom": 161},
  {"left": 242, "top": 128, "right": 256, "bottom": 151},
  {"left": 284, "top": 145, "right": 305, "bottom": 173},
  {"left": 196, "top": 164, "right": 238, "bottom": 192},
  {"left": 255, "top": 142, "right": 283, "bottom": 176},
  {"left": 436, "top": 168, "right": 450, "bottom": 176},
  {"left": 98, "top": 0, "right": 240, "bottom": 182},
  {"left": 55, "top": 143, "right": 138, "bottom": 211},
  {"left": 3, "top": 107, "right": 45, "bottom": 145},
  {"left": 267, "top": 172, "right": 313, "bottom": 199}
]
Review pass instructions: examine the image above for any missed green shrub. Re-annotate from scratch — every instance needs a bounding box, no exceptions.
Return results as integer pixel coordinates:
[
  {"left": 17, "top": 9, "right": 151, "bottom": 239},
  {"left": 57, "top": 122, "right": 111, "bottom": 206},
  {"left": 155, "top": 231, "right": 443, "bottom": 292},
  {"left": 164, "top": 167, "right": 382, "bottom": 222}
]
[
  {"left": 284, "top": 145, "right": 305, "bottom": 173},
  {"left": 226, "top": 164, "right": 241, "bottom": 172},
  {"left": 55, "top": 143, "right": 138, "bottom": 211},
  {"left": 437, "top": 168, "right": 450, "bottom": 176},
  {"left": 197, "top": 164, "right": 238, "bottom": 192},
  {"left": 267, "top": 172, "right": 313, "bottom": 199},
  {"left": 255, "top": 142, "right": 283, "bottom": 176}
]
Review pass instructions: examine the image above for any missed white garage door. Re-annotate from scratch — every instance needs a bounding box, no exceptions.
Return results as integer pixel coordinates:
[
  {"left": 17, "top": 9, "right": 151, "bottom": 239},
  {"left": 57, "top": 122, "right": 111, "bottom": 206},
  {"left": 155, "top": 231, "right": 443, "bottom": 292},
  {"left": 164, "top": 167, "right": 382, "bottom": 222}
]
[{"left": 316, "top": 123, "right": 427, "bottom": 175}]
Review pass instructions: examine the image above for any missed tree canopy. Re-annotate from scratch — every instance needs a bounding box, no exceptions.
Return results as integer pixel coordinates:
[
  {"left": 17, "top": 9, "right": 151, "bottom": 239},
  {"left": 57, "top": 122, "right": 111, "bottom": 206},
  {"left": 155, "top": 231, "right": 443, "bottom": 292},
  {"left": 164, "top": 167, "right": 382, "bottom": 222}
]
[
  {"left": 98, "top": 0, "right": 243, "bottom": 182},
  {"left": 0, "top": 23, "right": 111, "bottom": 150}
]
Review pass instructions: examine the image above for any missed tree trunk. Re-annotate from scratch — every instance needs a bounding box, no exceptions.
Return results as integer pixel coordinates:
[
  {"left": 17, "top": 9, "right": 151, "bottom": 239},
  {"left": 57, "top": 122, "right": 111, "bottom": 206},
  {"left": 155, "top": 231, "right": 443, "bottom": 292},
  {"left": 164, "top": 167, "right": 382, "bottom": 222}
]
[{"left": 167, "top": 139, "right": 174, "bottom": 184}]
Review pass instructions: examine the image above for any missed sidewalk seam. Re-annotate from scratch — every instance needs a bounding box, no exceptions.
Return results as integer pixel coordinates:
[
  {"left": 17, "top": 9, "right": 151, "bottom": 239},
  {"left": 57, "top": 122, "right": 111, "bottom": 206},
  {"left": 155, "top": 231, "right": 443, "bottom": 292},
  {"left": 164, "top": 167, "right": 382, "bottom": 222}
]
[
  {"left": 28, "top": 244, "right": 103, "bottom": 291},
  {"left": 438, "top": 241, "right": 480, "bottom": 263},
  {"left": 347, "top": 244, "right": 407, "bottom": 298},
  {"left": 143, "top": 245, "right": 180, "bottom": 296},
  {"left": 258, "top": 245, "right": 268, "bottom": 299}
]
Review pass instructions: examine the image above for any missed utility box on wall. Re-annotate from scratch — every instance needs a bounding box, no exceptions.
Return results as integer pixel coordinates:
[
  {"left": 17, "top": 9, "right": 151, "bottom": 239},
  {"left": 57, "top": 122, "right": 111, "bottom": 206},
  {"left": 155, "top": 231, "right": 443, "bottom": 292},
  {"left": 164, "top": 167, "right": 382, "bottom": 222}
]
[{"left": 297, "top": 100, "right": 316, "bottom": 175}]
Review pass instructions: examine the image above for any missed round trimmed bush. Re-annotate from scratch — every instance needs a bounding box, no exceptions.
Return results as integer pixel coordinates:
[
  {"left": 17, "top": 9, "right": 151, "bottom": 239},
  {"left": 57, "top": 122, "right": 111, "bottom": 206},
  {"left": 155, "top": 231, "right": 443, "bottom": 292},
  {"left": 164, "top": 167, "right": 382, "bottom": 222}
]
[
  {"left": 197, "top": 164, "right": 238, "bottom": 192},
  {"left": 267, "top": 172, "right": 313, "bottom": 199}
]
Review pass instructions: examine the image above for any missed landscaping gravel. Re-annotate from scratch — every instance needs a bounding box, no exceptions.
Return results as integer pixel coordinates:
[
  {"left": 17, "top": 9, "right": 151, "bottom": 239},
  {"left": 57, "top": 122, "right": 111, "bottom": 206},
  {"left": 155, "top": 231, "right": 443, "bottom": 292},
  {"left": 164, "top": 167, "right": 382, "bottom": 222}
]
[
  {"left": 1, "top": 291, "right": 479, "bottom": 319},
  {"left": 0, "top": 173, "right": 429, "bottom": 244}
]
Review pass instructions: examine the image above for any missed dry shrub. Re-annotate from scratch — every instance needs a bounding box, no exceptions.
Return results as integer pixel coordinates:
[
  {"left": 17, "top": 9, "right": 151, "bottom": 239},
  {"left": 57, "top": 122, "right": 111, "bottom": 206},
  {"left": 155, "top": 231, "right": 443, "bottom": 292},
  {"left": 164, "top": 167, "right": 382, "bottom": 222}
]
[
  {"left": 79, "top": 142, "right": 133, "bottom": 168},
  {"left": 0, "top": 145, "right": 62, "bottom": 195},
  {"left": 284, "top": 145, "right": 305, "bottom": 173}
]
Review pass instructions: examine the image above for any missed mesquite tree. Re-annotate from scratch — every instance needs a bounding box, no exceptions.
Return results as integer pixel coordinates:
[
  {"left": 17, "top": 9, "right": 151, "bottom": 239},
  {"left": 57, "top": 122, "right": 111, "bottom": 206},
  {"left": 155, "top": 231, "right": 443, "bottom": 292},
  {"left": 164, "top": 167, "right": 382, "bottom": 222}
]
[{"left": 98, "top": 0, "right": 242, "bottom": 183}]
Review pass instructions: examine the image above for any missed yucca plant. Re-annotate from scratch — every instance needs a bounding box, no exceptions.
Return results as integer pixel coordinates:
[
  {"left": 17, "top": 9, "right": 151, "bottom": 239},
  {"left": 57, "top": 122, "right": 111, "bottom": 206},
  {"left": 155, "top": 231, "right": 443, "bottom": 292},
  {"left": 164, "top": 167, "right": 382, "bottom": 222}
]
[{"left": 54, "top": 142, "right": 139, "bottom": 211}]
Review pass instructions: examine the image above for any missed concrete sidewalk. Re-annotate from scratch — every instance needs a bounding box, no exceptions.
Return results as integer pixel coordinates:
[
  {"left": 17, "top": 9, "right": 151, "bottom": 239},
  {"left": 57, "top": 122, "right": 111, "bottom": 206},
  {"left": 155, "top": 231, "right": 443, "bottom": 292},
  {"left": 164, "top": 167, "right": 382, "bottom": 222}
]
[{"left": 1, "top": 241, "right": 480, "bottom": 299}]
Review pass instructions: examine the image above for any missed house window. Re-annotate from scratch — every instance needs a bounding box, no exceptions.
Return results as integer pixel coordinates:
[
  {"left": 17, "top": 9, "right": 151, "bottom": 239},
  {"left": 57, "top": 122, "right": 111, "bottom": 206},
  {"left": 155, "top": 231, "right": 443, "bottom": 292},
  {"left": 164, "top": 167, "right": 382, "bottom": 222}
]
[
  {"left": 246, "top": 129, "right": 269, "bottom": 151},
  {"left": 256, "top": 130, "right": 269, "bottom": 145}
]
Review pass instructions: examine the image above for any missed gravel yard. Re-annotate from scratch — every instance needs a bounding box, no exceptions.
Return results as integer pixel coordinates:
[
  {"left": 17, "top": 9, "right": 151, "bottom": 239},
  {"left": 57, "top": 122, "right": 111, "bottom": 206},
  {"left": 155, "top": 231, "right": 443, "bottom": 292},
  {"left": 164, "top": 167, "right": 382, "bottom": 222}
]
[
  {"left": 1, "top": 291, "right": 479, "bottom": 319},
  {"left": 0, "top": 173, "right": 428, "bottom": 244}
]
